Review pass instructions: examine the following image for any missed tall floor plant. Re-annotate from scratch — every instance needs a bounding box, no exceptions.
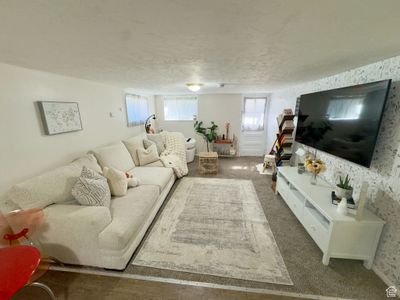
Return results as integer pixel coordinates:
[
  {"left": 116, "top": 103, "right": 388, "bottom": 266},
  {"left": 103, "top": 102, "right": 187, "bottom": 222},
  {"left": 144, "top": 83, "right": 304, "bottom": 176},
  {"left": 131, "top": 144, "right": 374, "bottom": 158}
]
[{"left": 194, "top": 121, "right": 218, "bottom": 152}]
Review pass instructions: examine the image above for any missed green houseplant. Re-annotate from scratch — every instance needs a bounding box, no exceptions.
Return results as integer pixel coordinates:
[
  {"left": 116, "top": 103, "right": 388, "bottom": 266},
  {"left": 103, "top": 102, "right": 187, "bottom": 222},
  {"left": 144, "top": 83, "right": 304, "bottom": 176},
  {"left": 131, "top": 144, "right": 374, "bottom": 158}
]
[
  {"left": 194, "top": 121, "right": 218, "bottom": 152},
  {"left": 335, "top": 174, "right": 353, "bottom": 199}
]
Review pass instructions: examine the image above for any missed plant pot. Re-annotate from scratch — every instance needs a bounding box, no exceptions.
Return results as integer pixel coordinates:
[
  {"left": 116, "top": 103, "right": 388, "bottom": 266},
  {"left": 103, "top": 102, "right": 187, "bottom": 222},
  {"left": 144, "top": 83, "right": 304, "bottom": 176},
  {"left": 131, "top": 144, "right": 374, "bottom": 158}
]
[{"left": 335, "top": 186, "right": 353, "bottom": 199}]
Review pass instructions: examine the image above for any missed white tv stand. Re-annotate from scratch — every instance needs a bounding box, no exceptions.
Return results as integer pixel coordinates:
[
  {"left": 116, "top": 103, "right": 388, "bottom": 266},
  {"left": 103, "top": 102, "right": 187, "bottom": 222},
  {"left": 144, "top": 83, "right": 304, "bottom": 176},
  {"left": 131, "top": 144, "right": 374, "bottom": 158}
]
[{"left": 276, "top": 167, "right": 384, "bottom": 268}]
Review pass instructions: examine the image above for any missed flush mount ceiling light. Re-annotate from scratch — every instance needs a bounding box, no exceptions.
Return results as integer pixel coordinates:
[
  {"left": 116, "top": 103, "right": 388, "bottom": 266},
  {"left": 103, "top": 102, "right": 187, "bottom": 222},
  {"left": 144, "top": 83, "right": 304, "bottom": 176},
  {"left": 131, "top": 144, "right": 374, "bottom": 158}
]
[{"left": 186, "top": 83, "right": 203, "bottom": 92}]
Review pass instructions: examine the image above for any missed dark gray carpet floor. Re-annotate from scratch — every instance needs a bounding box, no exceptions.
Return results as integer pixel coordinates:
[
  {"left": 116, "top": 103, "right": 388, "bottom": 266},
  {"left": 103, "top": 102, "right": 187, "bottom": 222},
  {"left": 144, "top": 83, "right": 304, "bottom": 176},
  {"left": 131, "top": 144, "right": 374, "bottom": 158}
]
[{"left": 123, "top": 156, "right": 387, "bottom": 300}]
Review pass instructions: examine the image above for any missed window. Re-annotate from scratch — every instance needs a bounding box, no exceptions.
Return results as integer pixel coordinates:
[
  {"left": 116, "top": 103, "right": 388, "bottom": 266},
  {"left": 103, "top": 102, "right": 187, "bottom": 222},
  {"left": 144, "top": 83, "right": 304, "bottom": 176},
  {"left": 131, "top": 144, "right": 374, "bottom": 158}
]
[
  {"left": 126, "top": 94, "right": 149, "bottom": 126},
  {"left": 163, "top": 95, "right": 198, "bottom": 121},
  {"left": 242, "top": 97, "right": 267, "bottom": 131},
  {"left": 327, "top": 97, "right": 364, "bottom": 120}
]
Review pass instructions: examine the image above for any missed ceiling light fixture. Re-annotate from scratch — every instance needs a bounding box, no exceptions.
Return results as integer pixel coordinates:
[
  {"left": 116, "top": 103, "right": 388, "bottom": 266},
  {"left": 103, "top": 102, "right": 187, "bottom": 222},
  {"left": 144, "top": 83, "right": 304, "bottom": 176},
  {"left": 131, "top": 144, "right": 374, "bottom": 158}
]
[{"left": 186, "top": 83, "right": 203, "bottom": 92}]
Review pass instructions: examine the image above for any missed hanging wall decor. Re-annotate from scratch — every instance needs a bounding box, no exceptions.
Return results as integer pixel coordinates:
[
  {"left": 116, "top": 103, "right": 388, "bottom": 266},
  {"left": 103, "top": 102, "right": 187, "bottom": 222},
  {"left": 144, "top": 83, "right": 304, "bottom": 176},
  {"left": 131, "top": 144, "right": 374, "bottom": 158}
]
[{"left": 37, "top": 101, "right": 83, "bottom": 135}]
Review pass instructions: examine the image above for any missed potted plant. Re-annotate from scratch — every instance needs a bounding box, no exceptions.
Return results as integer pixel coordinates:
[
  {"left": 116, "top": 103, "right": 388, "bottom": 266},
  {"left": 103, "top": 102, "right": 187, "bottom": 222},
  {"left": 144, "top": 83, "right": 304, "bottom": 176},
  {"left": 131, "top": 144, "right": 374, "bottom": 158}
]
[
  {"left": 194, "top": 121, "right": 218, "bottom": 152},
  {"left": 335, "top": 174, "right": 353, "bottom": 199}
]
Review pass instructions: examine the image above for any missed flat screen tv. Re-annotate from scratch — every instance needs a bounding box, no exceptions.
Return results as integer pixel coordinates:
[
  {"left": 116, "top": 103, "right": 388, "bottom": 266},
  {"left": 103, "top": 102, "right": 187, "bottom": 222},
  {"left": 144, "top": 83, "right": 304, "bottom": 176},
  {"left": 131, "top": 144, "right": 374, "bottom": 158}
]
[{"left": 295, "top": 79, "right": 391, "bottom": 168}]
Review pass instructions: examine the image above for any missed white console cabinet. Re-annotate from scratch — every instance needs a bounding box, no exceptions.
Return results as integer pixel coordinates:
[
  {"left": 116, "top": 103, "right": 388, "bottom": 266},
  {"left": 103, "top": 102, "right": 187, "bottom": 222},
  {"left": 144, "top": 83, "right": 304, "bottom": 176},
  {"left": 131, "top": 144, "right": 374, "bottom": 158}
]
[{"left": 276, "top": 166, "right": 384, "bottom": 268}]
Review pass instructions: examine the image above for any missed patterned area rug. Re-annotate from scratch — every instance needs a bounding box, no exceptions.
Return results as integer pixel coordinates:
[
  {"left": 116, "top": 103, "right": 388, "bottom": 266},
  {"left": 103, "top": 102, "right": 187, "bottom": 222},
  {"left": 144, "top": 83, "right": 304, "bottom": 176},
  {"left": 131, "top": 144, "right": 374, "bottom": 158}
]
[{"left": 132, "top": 177, "right": 293, "bottom": 285}]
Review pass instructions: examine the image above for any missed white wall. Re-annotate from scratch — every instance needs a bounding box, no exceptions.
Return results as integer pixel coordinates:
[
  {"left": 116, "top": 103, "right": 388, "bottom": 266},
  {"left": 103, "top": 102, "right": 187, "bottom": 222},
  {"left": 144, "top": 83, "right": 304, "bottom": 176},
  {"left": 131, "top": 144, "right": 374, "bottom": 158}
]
[
  {"left": 0, "top": 62, "right": 154, "bottom": 195},
  {"left": 155, "top": 94, "right": 242, "bottom": 152}
]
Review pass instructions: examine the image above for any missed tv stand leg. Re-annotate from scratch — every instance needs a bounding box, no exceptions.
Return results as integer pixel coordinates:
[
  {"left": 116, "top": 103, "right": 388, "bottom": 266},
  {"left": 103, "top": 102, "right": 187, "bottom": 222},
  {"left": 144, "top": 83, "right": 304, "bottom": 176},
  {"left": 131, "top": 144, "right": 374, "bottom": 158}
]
[
  {"left": 364, "top": 259, "right": 373, "bottom": 269},
  {"left": 322, "top": 254, "right": 330, "bottom": 266}
]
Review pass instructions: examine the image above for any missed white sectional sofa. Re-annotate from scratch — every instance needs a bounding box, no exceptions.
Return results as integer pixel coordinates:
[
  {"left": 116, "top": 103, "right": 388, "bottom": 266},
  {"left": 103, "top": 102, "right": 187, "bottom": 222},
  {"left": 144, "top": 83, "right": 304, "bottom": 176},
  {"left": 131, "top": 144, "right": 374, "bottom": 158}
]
[{"left": 1, "top": 134, "right": 178, "bottom": 270}]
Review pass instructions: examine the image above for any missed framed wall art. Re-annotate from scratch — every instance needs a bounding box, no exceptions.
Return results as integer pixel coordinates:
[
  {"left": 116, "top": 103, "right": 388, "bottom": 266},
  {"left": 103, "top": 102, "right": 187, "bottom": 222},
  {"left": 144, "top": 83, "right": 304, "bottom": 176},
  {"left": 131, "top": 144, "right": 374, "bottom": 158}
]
[{"left": 37, "top": 101, "right": 83, "bottom": 135}]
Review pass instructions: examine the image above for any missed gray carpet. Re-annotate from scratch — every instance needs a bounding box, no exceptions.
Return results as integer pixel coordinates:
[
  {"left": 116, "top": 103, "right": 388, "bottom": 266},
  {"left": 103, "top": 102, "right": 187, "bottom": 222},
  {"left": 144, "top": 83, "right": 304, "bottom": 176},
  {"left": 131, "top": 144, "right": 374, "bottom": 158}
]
[
  {"left": 124, "top": 157, "right": 387, "bottom": 299},
  {"left": 132, "top": 177, "right": 292, "bottom": 285}
]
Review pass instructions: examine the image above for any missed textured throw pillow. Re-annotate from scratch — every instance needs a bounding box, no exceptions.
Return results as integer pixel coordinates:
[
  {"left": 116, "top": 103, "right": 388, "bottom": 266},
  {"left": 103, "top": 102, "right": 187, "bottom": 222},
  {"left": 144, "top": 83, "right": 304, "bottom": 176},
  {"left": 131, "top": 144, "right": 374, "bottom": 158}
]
[
  {"left": 143, "top": 139, "right": 156, "bottom": 150},
  {"left": 72, "top": 166, "right": 111, "bottom": 207},
  {"left": 147, "top": 134, "right": 166, "bottom": 155},
  {"left": 137, "top": 144, "right": 160, "bottom": 166},
  {"left": 103, "top": 167, "right": 128, "bottom": 197}
]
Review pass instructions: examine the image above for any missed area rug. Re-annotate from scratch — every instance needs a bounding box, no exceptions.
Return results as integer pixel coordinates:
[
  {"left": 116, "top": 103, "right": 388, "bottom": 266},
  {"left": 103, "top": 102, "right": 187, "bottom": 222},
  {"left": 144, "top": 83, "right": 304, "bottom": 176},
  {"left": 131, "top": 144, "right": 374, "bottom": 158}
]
[{"left": 132, "top": 177, "right": 293, "bottom": 285}]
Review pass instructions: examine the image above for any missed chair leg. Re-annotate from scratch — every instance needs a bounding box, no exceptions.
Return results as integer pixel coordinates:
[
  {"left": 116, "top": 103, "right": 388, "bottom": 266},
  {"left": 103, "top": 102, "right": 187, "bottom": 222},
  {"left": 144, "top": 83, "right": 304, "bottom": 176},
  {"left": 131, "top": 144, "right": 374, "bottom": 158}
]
[{"left": 30, "top": 282, "right": 56, "bottom": 300}]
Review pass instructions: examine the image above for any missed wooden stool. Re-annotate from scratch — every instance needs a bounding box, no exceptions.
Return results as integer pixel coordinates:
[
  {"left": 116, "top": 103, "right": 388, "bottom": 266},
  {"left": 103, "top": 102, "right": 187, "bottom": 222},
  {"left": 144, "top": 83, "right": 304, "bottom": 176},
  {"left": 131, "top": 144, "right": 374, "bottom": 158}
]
[{"left": 199, "top": 152, "right": 218, "bottom": 174}]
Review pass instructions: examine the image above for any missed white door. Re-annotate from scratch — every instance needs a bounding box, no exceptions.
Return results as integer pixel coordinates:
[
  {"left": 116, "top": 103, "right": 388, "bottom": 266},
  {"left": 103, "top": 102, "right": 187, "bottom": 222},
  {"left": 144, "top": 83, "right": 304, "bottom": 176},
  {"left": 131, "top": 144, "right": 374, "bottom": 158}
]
[{"left": 240, "top": 97, "right": 268, "bottom": 156}]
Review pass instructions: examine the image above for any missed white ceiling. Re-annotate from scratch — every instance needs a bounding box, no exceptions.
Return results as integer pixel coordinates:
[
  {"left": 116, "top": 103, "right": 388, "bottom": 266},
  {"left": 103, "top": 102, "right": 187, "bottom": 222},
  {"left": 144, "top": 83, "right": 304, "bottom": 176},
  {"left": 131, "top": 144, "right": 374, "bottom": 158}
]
[{"left": 1, "top": 0, "right": 400, "bottom": 94}]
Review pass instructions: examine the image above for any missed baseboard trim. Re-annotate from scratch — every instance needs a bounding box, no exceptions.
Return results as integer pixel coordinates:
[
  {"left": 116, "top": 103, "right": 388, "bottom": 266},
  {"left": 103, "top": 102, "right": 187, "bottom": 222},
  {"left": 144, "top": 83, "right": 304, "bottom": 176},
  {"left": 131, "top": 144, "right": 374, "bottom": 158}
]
[{"left": 50, "top": 265, "right": 351, "bottom": 300}]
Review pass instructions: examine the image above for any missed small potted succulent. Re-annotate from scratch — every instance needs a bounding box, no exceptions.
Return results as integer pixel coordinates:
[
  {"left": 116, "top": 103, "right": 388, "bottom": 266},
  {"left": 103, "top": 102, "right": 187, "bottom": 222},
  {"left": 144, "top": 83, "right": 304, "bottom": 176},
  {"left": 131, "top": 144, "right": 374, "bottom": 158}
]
[{"left": 335, "top": 174, "right": 353, "bottom": 199}]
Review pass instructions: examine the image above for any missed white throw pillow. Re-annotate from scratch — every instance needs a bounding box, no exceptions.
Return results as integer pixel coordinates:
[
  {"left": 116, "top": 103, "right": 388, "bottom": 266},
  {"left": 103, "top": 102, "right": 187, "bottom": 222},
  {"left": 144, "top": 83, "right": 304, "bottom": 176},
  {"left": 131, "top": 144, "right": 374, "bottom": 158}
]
[
  {"left": 143, "top": 139, "right": 155, "bottom": 150},
  {"left": 72, "top": 166, "right": 111, "bottom": 207},
  {"left": 137, "top": 144, "right": 160, "bottom": 166},
  {"left": 122, "top": 135, "right": 146, "bottom": 165},
  {"left": 147, "top": 134, "right": 166, "bottom": 154},
  {"left": 103, "top": 167, "right": 128, "bottom": 197},
  {"left": 91, "top": 142, "right": 135, "bottom": 172}
]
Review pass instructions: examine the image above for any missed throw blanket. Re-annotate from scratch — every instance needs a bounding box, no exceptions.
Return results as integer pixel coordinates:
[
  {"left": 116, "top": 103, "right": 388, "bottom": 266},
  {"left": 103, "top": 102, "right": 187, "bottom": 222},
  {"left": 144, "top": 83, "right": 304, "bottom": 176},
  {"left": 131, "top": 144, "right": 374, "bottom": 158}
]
[{"left": 160, "top": 132, "right": 188, "bottom": 178}]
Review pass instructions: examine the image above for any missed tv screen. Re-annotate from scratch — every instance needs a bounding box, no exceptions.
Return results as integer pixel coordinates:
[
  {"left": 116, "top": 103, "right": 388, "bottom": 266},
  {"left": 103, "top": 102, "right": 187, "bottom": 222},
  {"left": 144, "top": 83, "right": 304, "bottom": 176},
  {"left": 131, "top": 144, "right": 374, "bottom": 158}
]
[{"left": 295, "top": 80, "right": 391, "bottom": 168}]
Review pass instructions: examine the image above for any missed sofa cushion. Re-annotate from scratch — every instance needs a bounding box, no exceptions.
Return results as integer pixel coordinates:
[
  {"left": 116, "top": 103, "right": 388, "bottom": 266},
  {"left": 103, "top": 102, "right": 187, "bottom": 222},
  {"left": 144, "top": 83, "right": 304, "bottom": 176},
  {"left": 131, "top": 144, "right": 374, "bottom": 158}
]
[
  {"left": 8, "top": 164, "right": 82, "bottom": 210},
  {"left": 71, "top": 154, "right": 102, "bottom": 174},
  {"left": 137, "top": 144, "right": 160, "bottom": 166},
  {"left": 99, "top": 185, "right": 159, "bottom": 250},
  {"left": 128, "top": 167, "right": 173, "bottom": 192},
  {"left": 144, "top": 160, "right": 164, "bottom": 167},
  {"left": 122, "top": 135, "right": 147, "bottom": 166},
  {"left": 91, "top": 142, "right": 135, "bottom": 172},
  {"left": 72, "top": 166, "right": 111, "bottom": 207}
]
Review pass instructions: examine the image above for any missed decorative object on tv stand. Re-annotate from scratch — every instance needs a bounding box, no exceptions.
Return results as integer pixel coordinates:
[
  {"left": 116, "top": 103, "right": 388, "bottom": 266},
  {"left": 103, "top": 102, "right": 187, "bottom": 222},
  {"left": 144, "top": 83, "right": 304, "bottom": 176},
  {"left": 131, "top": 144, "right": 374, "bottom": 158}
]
[
  {"left": 193, "top": 120, "right": 218, "bottom": 152},
  {"left": 295, "top": 148, "right": 306, "bottom": 174},
  {"left": 305, "top": 156, "right": 326, "bottom": 185},
  {"left": 337, "top": 197, "right": 348, "bottom": 215},
  {"left": 335, "top": 174, "right": 353, "bottom": 199},
  {"left": 37, "top": 101, "right": 82, "bottom": 135},
  {"left": 144, "top": 114, "right": 156, "bottom": 133},
  {"left": 356, "top": 182, "right": 369, "bottom": 221}
]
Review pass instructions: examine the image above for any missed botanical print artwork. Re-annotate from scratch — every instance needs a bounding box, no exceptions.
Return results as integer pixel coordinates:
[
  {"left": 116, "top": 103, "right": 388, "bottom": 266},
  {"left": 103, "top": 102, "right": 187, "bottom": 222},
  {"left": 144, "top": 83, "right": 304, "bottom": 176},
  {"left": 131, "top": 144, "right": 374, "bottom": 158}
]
[
  {"left": 272, "top": 55, "right": 400, "bottom": 288},
  {"left": 38, "top": 101, "right": 82, "bottom": 135}
]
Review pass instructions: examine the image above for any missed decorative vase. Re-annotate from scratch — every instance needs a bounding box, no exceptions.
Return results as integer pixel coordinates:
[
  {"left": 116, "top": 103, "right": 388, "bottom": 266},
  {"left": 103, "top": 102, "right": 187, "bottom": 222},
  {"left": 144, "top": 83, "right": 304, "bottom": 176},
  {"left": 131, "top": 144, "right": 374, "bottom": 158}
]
[
  {"left": 337, "top": 197, "right": 348, "bottom": 215},
  {"left": 310, "top": 171, "right": 318, "bottom": 185},
  {"left": 335, "top": 186, "right": 353, "bottom": 199}
]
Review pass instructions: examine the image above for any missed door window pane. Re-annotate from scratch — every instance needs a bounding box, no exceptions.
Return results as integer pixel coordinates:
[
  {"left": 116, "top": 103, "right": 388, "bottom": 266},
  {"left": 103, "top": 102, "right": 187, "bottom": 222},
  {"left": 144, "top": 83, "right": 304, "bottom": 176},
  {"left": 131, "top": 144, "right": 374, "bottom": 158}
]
[{"left": 242, "top": 98, "right": 266, "bottom": 131}]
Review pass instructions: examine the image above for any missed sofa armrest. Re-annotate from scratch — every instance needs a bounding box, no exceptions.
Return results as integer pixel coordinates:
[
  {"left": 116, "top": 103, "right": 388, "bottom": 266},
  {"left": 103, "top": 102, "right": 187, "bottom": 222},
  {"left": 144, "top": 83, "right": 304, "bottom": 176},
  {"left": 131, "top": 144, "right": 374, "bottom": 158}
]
[{"left": 37, "top": 204, "right": 112, "bottom": 264}]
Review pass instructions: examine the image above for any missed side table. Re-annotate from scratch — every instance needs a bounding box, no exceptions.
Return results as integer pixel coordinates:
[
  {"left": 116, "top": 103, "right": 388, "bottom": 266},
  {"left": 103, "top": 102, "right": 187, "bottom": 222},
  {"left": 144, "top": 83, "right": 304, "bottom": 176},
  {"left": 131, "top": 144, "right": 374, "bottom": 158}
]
[{"left": 199, "top": 152, "right": 218, "bottom": 174}]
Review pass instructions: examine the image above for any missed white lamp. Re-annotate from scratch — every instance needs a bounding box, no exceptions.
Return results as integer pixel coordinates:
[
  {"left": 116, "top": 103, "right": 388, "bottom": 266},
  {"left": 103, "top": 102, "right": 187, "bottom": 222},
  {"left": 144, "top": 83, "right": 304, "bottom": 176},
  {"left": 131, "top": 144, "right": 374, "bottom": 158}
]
[{"left": 186, "top": 83, "right": 203, "bottom": 92}]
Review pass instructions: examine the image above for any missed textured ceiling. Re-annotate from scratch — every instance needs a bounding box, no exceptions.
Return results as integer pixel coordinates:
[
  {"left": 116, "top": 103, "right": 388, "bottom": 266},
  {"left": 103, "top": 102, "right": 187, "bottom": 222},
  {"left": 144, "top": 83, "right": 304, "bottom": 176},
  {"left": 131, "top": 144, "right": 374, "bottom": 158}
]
[{"left": 1, "top": 0, "right": 400, "bottom": 94}]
